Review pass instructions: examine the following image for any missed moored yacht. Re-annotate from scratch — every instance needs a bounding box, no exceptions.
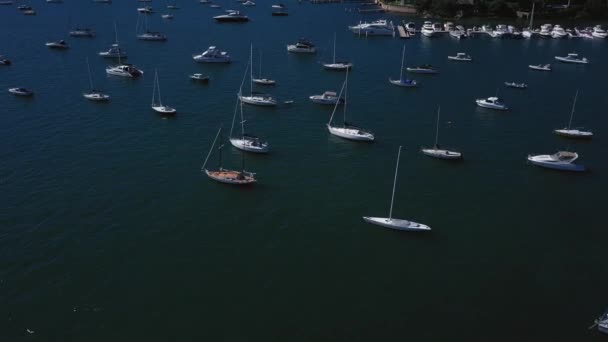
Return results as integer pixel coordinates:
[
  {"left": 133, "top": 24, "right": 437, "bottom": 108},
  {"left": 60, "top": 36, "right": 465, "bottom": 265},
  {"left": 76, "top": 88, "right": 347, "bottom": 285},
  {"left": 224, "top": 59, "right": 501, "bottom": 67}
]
[
  {"left": 554, "top": 90, "right": 593, "bottom": 139},
  {"left": 406, "top": 64, "right": 438, "bottom": 74},
  {"left": 476, "top": 97, "right": 508, "bottom": 110},
  {"left": 106, "top": 64, "right": 143, "bottom": 77},
  {"left": 493, "top": 24, "right": 509, "bottom": 37},
  {"left": 555, "top": 53, "right": 589, "bottom": 64},
  {"left": 193, "top": 46, "right": 231, "bottom": 63},
  {"left": 420, "top": 21, "right": 434, "bottom": 37},
  {"left": 287, "top": 38, "right": 316, "bottom": 53},
  {"left": 137, "top": 6, "right": 154, "bottom": 13},
  {"left": 0, "top": 55, "right": 11, "bottom": 65},
  {"left": 448, "top": 52, "right": 472, "bottom": 62},
  {"left": 137, "top": 30, "right": 167, "bottom": 41},
  {"left": 504, "top": 82, "right": 527, "bottom": 89},
  {"left": 323, "top": 33, "right": 352, "bottom": 71},
  {"left": 592, "top": 25, "right": 607, "bottom": 38},
  {"left": 527, "top": 151, "right": 585, "bottom": 172},
  {"left": 327, "top": 71, "right": 374, "bottom": 142},
  {"left": 529, "top": 64, "right": 551, "bottom": 71},
  {"left": 405, "top": 22, "right": 416, "bottom": 34},
  {"left": 349, "top": 19, "right": 394, "bottom": 36},
  {"left": 309, "top": 91, "right": 343, "bottom": 105},
  {"left": 551, "top": 24, "right": 567, "bottom": 38},
  {"left": 99, "top": 44, "right": 127, "bottom": 58},
  {"left": 83, "top": 58, "right": 110, "bottom": 102},
  {"left": 213, "top": 10, "right": 249, "bottom": 22},
  {"left": 539, "top": 24, "right": 552, "bottom": 38},
  {"left": 46, "top": 40, "right": 69, "bottom": 49},
  {"left": 8, "top": 87, "right": 33, "bottom": 96},
  {"left": 69, "top": 28, "right": 95, "bottom": 37},
  {"left": 271, "top": 3, "right": 288, "bottom": 15}
]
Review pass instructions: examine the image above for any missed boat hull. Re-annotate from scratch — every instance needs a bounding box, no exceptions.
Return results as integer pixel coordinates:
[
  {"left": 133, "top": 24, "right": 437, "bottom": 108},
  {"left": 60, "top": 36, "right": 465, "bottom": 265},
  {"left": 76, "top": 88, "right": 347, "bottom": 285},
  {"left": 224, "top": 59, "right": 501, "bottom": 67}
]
[
  {"left": 362, "top": 217, "right": 431, "bottom": 231},
  {"left": 205, "top": 169, "right": 256, "bottom": 184},
  {"left": 553, "top": 129, "right": 593, "bottom": 139},
  {"left": 389, "top": 79, "right": 417, "bottom": 87},
  {"left": 421, "top": 148, "right": 462, "bottom": 160},
  {"left": 229, "top": 138, "right": 269, "bottom": 153},
  {"left": 327, "top": 124, "right": 374, "bottom": 142},
  {"left": 83, "top": 93, "right": 110, "bottom": 101},
  {"left": 152, "top": 105, "right": 176, "bottom": 115},
  {"left": 527, "top": 156, "right": 585, "bottom": 172},
  {"left": 286, "top": 45, "right": 316, "bottom": 53},
  {"left": 239, "top": 95, "right": 277, "bottom": 107},
  {"left": 252, "top": 78, "right": 276, "bottom": 85},
  {"left": 476, "top": 100, "right": 508, "bottom": 110},
  {"left": 554, "top": 57, "right": 589, "bottom": 64}
]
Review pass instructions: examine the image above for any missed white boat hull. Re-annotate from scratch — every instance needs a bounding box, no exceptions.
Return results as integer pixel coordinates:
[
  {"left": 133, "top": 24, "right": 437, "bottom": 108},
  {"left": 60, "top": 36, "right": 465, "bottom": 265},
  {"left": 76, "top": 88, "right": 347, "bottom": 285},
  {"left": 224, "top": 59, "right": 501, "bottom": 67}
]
[
  {"left": 286, "top": 45, "right": 316, "bottom": 53},
  {"left": 421, "top": 148, "right": 462, "bottom": 160},
  {"left": 327, "top": 124, "right": 374, "bottom": 141},
  {"left": 406, "top": 68, "right": 438, "bottom": 74},
  {"left": 554, "top": 56, "right": 589, "bottom": 64},
  {"left": 389, "top": 79, "right": 417, "bottom": 87},
  {"left": 229, "top": 138, "right": 269, "bottom": 153},
  {"left": 362, "top": 216, "right": 431, "bottom": 231},
  {"left": 152, "top": 105, "right": 176, "bottom": 115},
  {"left": 527, "top": 156, "right": 585, "bottom": 172},
  {"left": 476, "top": 100, "right": 508, "bottom": 110},
  {"left": 323, "top": 63, "right": 352, "bottom": 71},
  {"left": 553, "top": 129, "right": 593, "bottom": 139},
  {"left": 309, "top": 96, "right": 341, "bottom": 105},
  {"left": 83, "top": 93, "right": 110, "bottom": 101},
  {"left": 239, "top": 95, "right": 277, "bottom": 107},
  {"left": 205, "top": 169, "right": 256, "bottom": 184},
  {"left": 252, "top": 78, "right": 276, "bottom": 85}
]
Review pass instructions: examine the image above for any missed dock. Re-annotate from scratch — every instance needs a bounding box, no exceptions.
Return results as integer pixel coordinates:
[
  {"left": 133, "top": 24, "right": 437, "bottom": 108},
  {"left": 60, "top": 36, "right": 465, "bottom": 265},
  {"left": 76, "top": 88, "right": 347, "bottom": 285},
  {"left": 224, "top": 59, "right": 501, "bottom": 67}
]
[{"left": 397, "top": 25, "right": 410, "bottom": 39}]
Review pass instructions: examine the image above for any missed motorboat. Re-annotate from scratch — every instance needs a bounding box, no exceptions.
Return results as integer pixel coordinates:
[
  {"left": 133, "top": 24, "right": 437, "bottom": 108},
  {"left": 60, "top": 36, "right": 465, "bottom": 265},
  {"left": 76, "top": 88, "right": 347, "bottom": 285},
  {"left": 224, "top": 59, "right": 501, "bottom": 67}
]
[
  {"left": 363, "top": 146, "right": 431, "bottom": 232},
  {"left": 504, "top": 82, "right": 527, "bottom": 89},
  {"left": 309, "top": 91, "right": 343, "bottom": 105},
  {"left": 99, "top": 44, "right": 127, "bottom": 58},
  {"left": 242, "top": 0, "right": 255, "bottom": 6},
  {"left": 287, "top": 39, "right": 316, "bottom": 53},
  {"left": 493, "top": 24, "right": 509, "bottom": 37},
  {"left": 592, "top": 25, "right": 607, "bottom": 38},
  {"left": 523, "top": 2, "right": 535, "bottom": 39},
  {"left": 553, "top": 90, "right": 593, "bottom": 139},
  {"left": 210, "top": 4, "right": 220, "bottom": 7},
  {"left": 508, "top": 26, "right": 523, "bottom": 39},
  {"left": 8, "top": 87, "right": 33, "bottom": 96},
  {"left": 137, "top": 6, "right": 154, "bottom": 13},
  {"left": 46, "top": 40, "right": 69, "bottom": 49},
  {"left": 566, "top": 29, "right": 580, "bottom": 38},
  {"left": 529, "top": 64, "right": 551, "bottom": 71},
  {"left": 106, "top": 64, "right": 143, "bottom": 77},
  {"left": 405, "top": 22, "right": 416, "bottom": 34},
  {"left": 597, "top": 309, "right": 608, "bottom": 334},
  {"left": 151, "top": 70, "right": 176, "bottom": 115},
  {"left": 432, "top": 22, "right": 443, "bottom": 33},
  {"left": 539, "top": 24, "right": 552, "bottom": 38},
  {"left": 213, "top": 10, "right": 249, "bottom": 22},
  {"left": 17, "top": 5, "right": 31, "bottom": 10},
  {"left": 555, "top": 53, "right": 589, "bottom": 64},
  {"left": 449, "top": 29, "right": 466, "bottom": 39},
  {"left": 349, "top": 19, "right": 394, "bottom": 36},
  {"left": 161, "top": 14, "right": 174, "bottom": 19},
  {"left": 406, "top": 65, "right": 438, "bottom": 74},
  {"left": 137, "top": 31, "right": 167, "bottom": 41},
  {"left": 421, "top": 106, "right": 462, "bottom": 160},
  {"left": 0, "top": 55, "right": 10, "bottom": 65},
  {"left": 193, "top": 46, "right": 231, "bottom": 63},
  {"left": 448, "top": 52, "right": 472, "bottom": 62},
  {"left": 575, "top": 27, "right": 594, "bottom": 39},
  {"left": 202, "top": 127, "right": 256, "bottom": 185},
  {"left": 444, "top": 22, "right": 454, "bottom": 31},
  {"left": 189, "top": 73, "right": 210, "bottom": 82},
  {"left": 527, "top": 151, "right": 585, "bottom": 172},
  {"left": 167, "top": 4, "right": 179, "bottom": 9},
  {"left": 239, "top": 93, "right": 276, "bottom": 106},
  {"left": 327, "top": 71, "right": 374, "bottom": 142},
  {"left": 271, "top": 3, "right": 288, "bottom": 16},
  {"left": 420, "top": 21, "right": 434, "bottom": 37},
  {"left": 69, "top": 28, "right": 95, "bottom": 37},
  {"left": 323, "top": 33, "right": 352, "bottom": 71},
  {"left": 389, "top": 45, "right": 417, "bottom": 88},
  {"left": 476, "top": 97, "right": 508, "bottom": 110},
  {"left": 551, "top": 24, "right": 567, "bottom": 38}
]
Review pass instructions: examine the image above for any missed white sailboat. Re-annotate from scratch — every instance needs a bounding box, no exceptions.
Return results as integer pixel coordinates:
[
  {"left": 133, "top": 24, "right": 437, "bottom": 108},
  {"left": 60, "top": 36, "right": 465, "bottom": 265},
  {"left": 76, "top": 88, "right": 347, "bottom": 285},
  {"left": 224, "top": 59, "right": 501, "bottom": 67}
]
[
  {"left": 201, "top": 127, "right": 256, "bottom": 185},
  {"left": 363, "top": 146, "right": 431, "bottom": 231},
  {"left": 389, "top": 44, "right": 417, "bottom": 87},
  {"left": 151, "top": 70, "right": 176, "bottom": 115},
  {"left": 239, "top": 45, "right": 277, "bottom": 106},
  {"left": 522, "top": 2, "right": 535, "bottom": 38},
  {"left": 554, "top": 90, "right": 593, "bottom": 139},
  {"left": 251, "top": 51, "right": 276, "bottom": 85},
  {"left": 230, "top": 63, "right": 270, "bottom": 153},
  {"left": 106, "top": 23, "right": 143, "bottom": 77},
  {"left": 327, "top": 70, "right": 374, "bottom": 142},
  {"left": 83, "top": 57, "right": 110, "bottom": 102},
  {"left": 421, "top": 106, "right": 462, "bottom": 160},
  {"left": 322, "top": 33, "right": 352, "bottom": 71}
]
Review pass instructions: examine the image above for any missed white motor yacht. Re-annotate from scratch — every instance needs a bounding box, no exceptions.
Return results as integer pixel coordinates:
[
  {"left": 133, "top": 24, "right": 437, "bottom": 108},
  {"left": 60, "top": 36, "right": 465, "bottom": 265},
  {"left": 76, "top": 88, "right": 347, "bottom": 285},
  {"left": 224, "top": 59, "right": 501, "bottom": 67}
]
[
  {"left": 592, "top": 25, "right": 607, "bottom": 38},
  {"left": 551, "top": 25, "right": 567, "bottom": 38},
  {"left": 190, "top": 73, "right": 210, "bottom": 82},
  {"left": 46, "top": 40, "right": 69, "bottom": 49},
  {"left": 213, "top": 10, "right": 249, "bottom": 22},
  {"left": 405, "top": 22, "right": 416, "bottom": 34},
  {"left": 555, "top": 53, "right": 589, "bottom": 64},
  {"left": 286, "top": 39, "right": 316, "bottom": 53},
  {"left": 106, "top": 64, "right": 143, "bottom": 77},
  {"left": 476, "top": 97, "right": 508, "bottom": 110},
  {"left": 420, "top": 21, "right": 434, "bottom": 37},
  {"left": 406, "top": 65, "right": 438, "bottom": 74},
  {"left": 539, "top": 24, "right": 552, "bottom": 38},
  {"left": 432, "top": 22, "right": 443, "bottom": 33},
  {"left": 527, "top": 151, "right": 585, "bottom": 172},
  {"left": 448, "top": 52, "right": 472, "bottom": 62},
  {"left": 193, "top": 46, "right": 231, "bottom": 63},
  {"left": 493, "top": 24, "right": 509, "bottom": 37},
  {"left": 528, "top": 64, "right": 551, "bottom": 71},
  {"left": 8, "top": 87, "right": 33, "bottom": 96},
  {"left": 99, "top": 44, "right": 127, "bottom": 58},
  {"left": 349, "top": 19, "right": 394, "bottom": 36},
  {"left": 239, "top": 94, "right": 277, "bottom": 106},
  {"left": 309, "top": 91, "right": 343, "bottom": 105},
  {"left": 137, "top": 6, "right": 154, "bottom": 13},
  {"left": 137, "top": 31, "right": 167, "bottom": 41}
]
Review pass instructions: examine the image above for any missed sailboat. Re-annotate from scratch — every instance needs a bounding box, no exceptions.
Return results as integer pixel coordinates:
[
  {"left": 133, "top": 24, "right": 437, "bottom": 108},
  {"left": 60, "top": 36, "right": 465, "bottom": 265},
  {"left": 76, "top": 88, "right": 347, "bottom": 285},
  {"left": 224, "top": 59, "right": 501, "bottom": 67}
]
[
  {"left": 251, "top": 51, "right": 276, "bottom": 85},
  {"left": 389, "top": 44, "right": 417, "bottom": 87},
  {"left": 239, "top": 44, "right": 277, "bottom": 106},
  {"left": 522, "top": 2, "right": 535, "bottom": 39},
  {"left": 323, "top": 33, "right": 352, "bottom": 71},
  {"left": 99, "top": 23, "right": 127, "bottom": 59},
  {"left": 151, "top": 69, "right": 176, "bottom": 115},
  {"left": 363, "top": 146, "right": 431, "bottom": 231},
  {"left": 136, "top": 13, "right": 167, "bottom": 41},
  {"left": 83, "top": 57, "right": 110, "bottom": 102},
  {"left": 421, "top": 106, "right": 462, "bottom": 159},
  {"left": 327, "top": 69, "right": 374, "bottom": 142},
  {"left": 554, "top": 90, "right": 593, "bottom": 138},
  {"left": 201, "top": 126, "right": 256, "bottom": 185},
  {"left": 106, "top": 23, "right": 143, "bottom": 77}
]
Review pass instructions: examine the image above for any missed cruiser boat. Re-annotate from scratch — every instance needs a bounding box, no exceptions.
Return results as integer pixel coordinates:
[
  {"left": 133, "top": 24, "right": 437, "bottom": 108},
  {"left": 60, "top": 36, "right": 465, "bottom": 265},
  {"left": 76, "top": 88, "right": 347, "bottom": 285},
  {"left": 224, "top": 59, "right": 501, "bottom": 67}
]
[
  {"left": 432, "top": 22, "right": 443, "bottom": 33},
  {"left": 0, "top": 55, "right": 10, "bottom": 65},
  {"left": 271, "top": 3, "right": 288, "bottom": 16},
  {"left": 406, "top": 65, "right": 438, "bottom": 74},
  {"left": 448, "top": 52, "right": 472, "bottom": 62},
  {"left": 106, "top": 64, "right": 143, "bottom": 77},
  {"left": 8, "top": 87, "right": 33, "bottom": 96},
  {"left": 592, "top": 25, "right": 607, "bottom": 38},
  {"left": 17, "top": 5, "right": 31, "bottom": 10},
  {"left": 69, "top": 28, "right": 95, "bottom": 37},
  {"left": 576, "top": 27, "right": 594, "bottom": 39},
  {"left": 349, "top": 19, "right": 394, "bottom": 36},
  {"left": 493, "top": 24, "right": 509, "bottom": 37},
  {"left": 46, "top": 40, "right": 69, "bottom": 49},
  {"left": 539, "top": 24, "right": 552, "bottom": 38},
  {"left": 137, "top": 31, "right": 167, "bottom": 41},
  {"left": 504, "top": 82, "right": 527, "bottom": 89},
  {"left": 476, "top": 97, "right": 508, "bottom": 110},
  {"left": 137, "top": 6, "right": 154, "bottom": 13},
  {"left": 99, "top": 44, "right": 127, "bottom": 58},
  {"left": 551, "top": 24, "right": 567, "bottom": 38},
  {"left": 193, "top": 46, "right": 231, "bottom": 63},
  {"left": 213, "top": 10, "right": 249, "bottom": 22},
  {"left": 287, "top": 38, "right": 316, "bottom": 53},
  {"left": 529, "top": 64, "right": 551, "bottom": 71},
  {"left": 190, "top": 73, "right": 210, "bottom": 82},
  {"left": 527, "top": 151, "right": 585, "bottom": 172},
  {"left": 309, "top": 91, "right": 343, "bottom": 105},
  {"left": 555, "top": 53, "right": 588, "bottom": 64},
  {"left": 405, "top": 22, "right": 416, "bottom": 34},
  {"left": 554, "top": 90, "right": 592, "bottom": 139},
  {"left": 420, "top": 21, "right": 434, "bottom": 37}
]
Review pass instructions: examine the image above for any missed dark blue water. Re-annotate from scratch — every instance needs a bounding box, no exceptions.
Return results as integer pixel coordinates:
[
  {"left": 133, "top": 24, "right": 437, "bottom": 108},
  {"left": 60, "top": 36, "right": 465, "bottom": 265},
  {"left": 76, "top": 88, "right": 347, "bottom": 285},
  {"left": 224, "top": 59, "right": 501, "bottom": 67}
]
[{"left": 1, "top": 2, "right": 607, "bottom": 341}]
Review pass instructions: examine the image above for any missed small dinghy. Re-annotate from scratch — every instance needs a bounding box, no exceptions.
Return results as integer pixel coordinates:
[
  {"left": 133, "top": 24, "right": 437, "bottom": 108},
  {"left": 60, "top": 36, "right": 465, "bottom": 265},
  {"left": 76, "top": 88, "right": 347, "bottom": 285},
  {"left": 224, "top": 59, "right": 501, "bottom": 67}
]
[
  {"left": 363, "top": 146, "right": 431, "bottom": 232},
  {"left": 476, "top": 97, "right": 508, "bottom": 110},
  {"left": 529, "top": 64, "right": 551, "bottom": 71},
  {"left": 527, "top": 151, "right": 585, "bottom": 172},
  {"left": 161, "top": 14, "right": 174, "bottom": 19},
  {"left": 8, "top": 87, "right": 33, "bottom": 96},
  {"left": 421, "top": 106, "right": 462, "bottom": 160},
  {"left": 504, "top": 82, "right": 527, "bottom": 89}
]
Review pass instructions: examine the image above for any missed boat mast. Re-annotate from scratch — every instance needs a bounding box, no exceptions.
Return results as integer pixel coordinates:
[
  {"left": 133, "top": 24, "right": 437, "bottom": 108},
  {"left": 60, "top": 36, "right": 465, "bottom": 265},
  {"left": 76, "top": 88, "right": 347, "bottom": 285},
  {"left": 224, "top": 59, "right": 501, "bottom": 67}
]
[
  {"left": 333, "top": 32, "right": 336, "bottom": 64},
  {"left": 114, "top": 22, "right": 122, "bottom": 65},
  {"left": 86, "top": 57, "right": 94, "bottom": 91},
  {"left": 201, "top": 126, "right": 222, "bottom": 171},
  {"left": 151, "top": 70, "right": 156, "bottom": 106},
  {"left": 434, "top": 106, "right": 440, "bottom": 147},
  {"left": 342, "top": 68, "right": 348, "bottom": 126},
  {"left": 240, "top": 90, "right": 245, "bottom": 140},
  {"left": 399, "top": 44, "right": 405, "bottom": 80},
  {"left": 259, "top": 50, "right": 262, "bottom": 78},
  {"left": 249, "top": 44, "right": 253, "bottom": 96},
  {"left": 327, "top": 80, "right": 346, "bottom": 126},
  {"left": 388, "top": 146, "right": 402, "bottom": 221},
  {"left": 567, "top": 90, "right": 578, "bottom": 129},
  {"left": 157, "top": 71, "right": 163, "bottom": 106},
  {"left": 232, "top": 62, "right": 250, "bottom": 138},
  {"left": 529, "top": 2, "right": 535, "bottom": 29}
]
